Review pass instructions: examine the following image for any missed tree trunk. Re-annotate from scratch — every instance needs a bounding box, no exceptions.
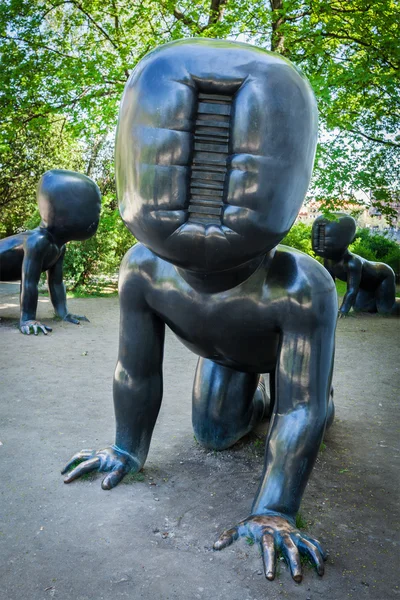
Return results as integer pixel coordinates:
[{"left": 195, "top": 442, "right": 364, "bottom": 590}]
[{"left": 270, "top": 0, "right": 286, "bottom": 54}]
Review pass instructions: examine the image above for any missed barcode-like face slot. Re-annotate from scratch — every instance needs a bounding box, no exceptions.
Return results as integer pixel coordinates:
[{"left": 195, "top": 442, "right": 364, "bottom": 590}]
[
  {"left": 317, "top": 223, "right": 326, "bottom": 253},
  {"left": 188, "top": 92, "right": 232, "bottom": 224}
]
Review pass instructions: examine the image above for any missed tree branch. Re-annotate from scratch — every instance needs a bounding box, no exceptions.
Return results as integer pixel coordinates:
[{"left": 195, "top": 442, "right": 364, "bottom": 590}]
[
  {"left": 347, "top": 128, "right": 400, "bottom": 148},
  {"left": 0, "top": 35, "right": 79, "bottom": 60},
  {"left": 207, "top": 0, "right": 228, "bottom": 26},
  {"left": 40, "top": 1, "right": 120, "bottom": 52},
  {"left": 172, "top": 7, "right": 202, "bottom": 33},
  {"left": 320, "top": 31, "right": 398, "bottom": 70}
]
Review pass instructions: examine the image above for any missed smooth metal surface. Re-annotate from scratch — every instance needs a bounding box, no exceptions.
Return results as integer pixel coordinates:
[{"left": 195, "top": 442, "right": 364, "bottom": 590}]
[
  {"left": 0, "top": 169, "right": 101, "bottom": 333},
  {"left": 312, "top": 213, "right": 398, "bottom": 316},
  {"left": 63, "top": 39, "right": 338, "bottom": 582}
]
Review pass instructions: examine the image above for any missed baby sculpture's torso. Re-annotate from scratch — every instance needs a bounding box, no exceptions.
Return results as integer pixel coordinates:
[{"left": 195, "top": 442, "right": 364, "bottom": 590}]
[
  {"left": 324, "top": 253, "right": 392, "bottom": 292},
  {"left": 0, "top": 228, "right": 63, "bottom": 282},
  {"left": 123, "top": 242, "right": 335, "bottom": 374}
]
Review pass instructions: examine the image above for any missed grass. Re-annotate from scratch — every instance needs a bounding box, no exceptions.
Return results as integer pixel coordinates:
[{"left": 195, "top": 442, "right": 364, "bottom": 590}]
[
  {"left": 295, "top": 512, "right": 308, "bottom": 530},
  {"left": 66, "top": 282, "right": 118, "bottom": 298},
  {"left": 246, "top": 536, "right": 255, "bottom": 546},
  {"left": 121, "top": 471, "right": 145, "bottom": 484},
  {"left": 335, "top": 280, "right": 347, "bottom": 296},
  {"left": 38, "top": 277, "right": 118, "bottom": 298}
]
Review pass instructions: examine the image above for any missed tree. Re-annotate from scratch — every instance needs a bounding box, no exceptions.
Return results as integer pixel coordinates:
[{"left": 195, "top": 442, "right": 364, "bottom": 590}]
[
  {"left": 0, "top": 117, "right": 84, "bottom": 236},
  {"left": 1, "top": 0, "right": 398, "bottom": 234}
]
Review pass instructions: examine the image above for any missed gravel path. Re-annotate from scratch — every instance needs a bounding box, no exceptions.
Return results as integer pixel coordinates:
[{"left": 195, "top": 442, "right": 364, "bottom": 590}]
[{"left": 1, "top": 284, "right": 399, "bottom": 600}]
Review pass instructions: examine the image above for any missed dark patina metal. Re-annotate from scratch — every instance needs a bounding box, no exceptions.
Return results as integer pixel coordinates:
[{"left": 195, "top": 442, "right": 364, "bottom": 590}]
[
  {"left": 63, "top": 39, "right": 337, "bottom": 582},
  {"left": 0, "top": 169, "right": 101, "bottom": 334},
  {"left": 312, "top": 213, "right": 399, "bottom": 316}
]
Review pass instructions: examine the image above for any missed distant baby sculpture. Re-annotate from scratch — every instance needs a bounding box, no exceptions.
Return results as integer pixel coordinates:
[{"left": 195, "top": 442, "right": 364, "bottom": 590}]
[
  {"left": 62, "top": 39, "right": 337, "bottom": 583},
  {"left": 312, "top": 213, "right": 398, "bottom": 316},
  {"left": 0, "top": 169, "right": 101, "bottom": 334}
]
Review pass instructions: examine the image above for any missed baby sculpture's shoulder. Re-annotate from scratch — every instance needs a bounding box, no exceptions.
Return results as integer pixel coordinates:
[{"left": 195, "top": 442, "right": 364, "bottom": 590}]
[
  {"left": 23, "top": 227, "right": 53, "bottom": 253},
  {"left": 118, "top": 242, "right": 171, "bottom": 297},
  {"left": 0, "top": 228, "right": 48, "bottom": 253},
  {"left": 272, "top": 245, "right": 336, "bottom": 290},
  {"left": 119, "top": 243, "right": 167, "bottom": 279},
  {"left": 268, "top": 245, "right": 337, "bottom": 321}
]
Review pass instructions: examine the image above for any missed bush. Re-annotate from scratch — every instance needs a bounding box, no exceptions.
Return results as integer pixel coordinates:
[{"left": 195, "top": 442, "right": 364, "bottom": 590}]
[
  {"left": 350, "top": 229, "right": 400, "bottom": 279},
  {"left": 354, "top": 228, "right": 399, "bottom": 260},
  {"left": 383, "top": 247, "right": 400, "bottom": 279},
  {"left": 348, "top": 240, "right": 376, "bottom": 262},
  {"left": 281, "top": 223, "right": 319, "bottom": 260}
]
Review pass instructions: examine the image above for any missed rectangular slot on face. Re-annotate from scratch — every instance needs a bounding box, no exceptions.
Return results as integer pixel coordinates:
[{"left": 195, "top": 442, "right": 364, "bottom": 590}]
[
  {"left": 188, "top": 91, "right": 232, "bottom": 224},
  {"left": 318, "top": 223, "right": 326, "bottom": 253}
]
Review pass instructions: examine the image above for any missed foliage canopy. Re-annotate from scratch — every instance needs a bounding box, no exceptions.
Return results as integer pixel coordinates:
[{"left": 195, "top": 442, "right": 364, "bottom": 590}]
[{"left": 0, "top": 0, "right": 399, "bottom": 284}]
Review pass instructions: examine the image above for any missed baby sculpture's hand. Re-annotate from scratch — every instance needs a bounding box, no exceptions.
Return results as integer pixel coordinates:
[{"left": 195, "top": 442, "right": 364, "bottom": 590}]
[
  {"left": 63, "top": 313, "right": 90, "bottom": 324},
  {"left": 214, "top": 513, "right": 326, "bottom": 583},
  {"left": 62, "top": 446, "right": 136, "bottom": 489},
  {"left": 20, "top": 319, "right": 52, "bottom": 335}
]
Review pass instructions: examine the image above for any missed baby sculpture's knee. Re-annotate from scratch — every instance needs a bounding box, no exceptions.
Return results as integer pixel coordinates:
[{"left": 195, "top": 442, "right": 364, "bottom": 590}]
[{"left": 193, "top": 415, "right": 238, "bottom": 451}]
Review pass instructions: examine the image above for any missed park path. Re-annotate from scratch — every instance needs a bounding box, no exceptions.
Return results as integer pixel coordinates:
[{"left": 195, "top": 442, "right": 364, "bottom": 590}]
[{"left": 0, "top": 286, "right": 399, "bottom": 600}]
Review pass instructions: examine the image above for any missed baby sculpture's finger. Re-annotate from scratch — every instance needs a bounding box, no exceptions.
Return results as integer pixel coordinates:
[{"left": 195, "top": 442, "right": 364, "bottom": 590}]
[
  {"left": 303, "top": 534, "right": 327, "bottom": 561},
  {"left": 65, "top": 315, "right": 80, "bottom": 324},
  {"left": 33, "top": 324, "right": 38, "bottom": 335},
  {"left": 101, "top": 465, "right": 128, "bottom": 490},
  {"left": 63, "top": 457, "right": 100, "bottom": 483},
  {"left": 61, "top": 450, "right": 94, "bottom": 474},
  {"left": 261, "top": 533, "right": 275, "bottom": 580},
  {"left": 213, "top": 526, "right": 239, "bottom": 550},
  {"left": 45, "top": 325, "right": 52, "bottom": 332},
  {"left": 281, "top": 534, "right": 302, "bottom": 582},
  {"left": 78, "top": 315, "right": 90, "bottom": 322},
  {"left": 298, "top": 537, "right": 325, "bottom": 576},
  {"left": 39, "top": 325, "right": 48, "bottom": 335}
]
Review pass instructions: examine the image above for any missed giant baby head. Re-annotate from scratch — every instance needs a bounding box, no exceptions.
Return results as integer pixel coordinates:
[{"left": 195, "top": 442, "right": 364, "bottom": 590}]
[
  {"left": 312, "top": 213, "right": 357, "bottom": 260},
  {"left": 116, "top": 38, "right": 318, "bottom": 272},
  {"left": 38, "top": 170, "right": 101, "bottom": 243}
]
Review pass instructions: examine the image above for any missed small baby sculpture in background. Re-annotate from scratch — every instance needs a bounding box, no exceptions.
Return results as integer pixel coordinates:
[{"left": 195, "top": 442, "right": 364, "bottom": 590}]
[
  {"left": 0, "top": 169, "right": 101, "bottom": 334},
  {"left": 312, "top": 213, "right": 398, "bottom": 317}
]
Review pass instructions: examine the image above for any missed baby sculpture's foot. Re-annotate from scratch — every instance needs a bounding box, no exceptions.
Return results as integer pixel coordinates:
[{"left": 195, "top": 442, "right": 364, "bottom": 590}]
[{"left": 20, "top": 320, "right": 52, "bottom": 335}]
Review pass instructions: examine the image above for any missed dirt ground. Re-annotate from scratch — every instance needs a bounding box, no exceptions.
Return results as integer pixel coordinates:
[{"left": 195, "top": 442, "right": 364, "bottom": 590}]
[{"left": 0, "top": 283, "right": 399, "bottom": 600}]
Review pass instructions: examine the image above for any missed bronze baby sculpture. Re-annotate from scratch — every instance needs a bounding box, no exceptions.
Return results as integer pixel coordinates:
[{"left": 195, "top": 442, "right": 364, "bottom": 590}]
[
  {"left": 0, "top": 169, "right": 101, "bottom": 334},
  {"left": 312, "top": 213, "right": 398, "bottom": 316},
  {"left": 62, "top": 39, "right": 337, "bottom": 583}
]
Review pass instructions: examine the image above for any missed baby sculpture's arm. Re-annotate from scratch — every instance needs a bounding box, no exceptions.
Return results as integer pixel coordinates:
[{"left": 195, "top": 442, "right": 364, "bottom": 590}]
[
  {"left": 339, "top": 255, "right": 362, "bottom": 316},
  {"left": 215, "top": 306, "right": 336, "bottom": 582},
  {"left": 20, "top": 231, "right": 52, "bottom": 335},
  {"left": 63, "top": 246, "right": 165, "bottom": 489},
  {"left": 47, "top": 247, "right": 89, "bottom": 324}
]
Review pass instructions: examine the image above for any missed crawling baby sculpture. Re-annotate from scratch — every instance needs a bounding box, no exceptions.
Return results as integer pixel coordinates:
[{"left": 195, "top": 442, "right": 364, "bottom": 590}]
[
  {"left": 312, "top": 213, "right": 398, "bottom": 316},
  {"left": 62, "top": 39, "right": 337, "bottom": 582},
  {"left": 0, "top": 169, "right": 101, "bottom": 334}
]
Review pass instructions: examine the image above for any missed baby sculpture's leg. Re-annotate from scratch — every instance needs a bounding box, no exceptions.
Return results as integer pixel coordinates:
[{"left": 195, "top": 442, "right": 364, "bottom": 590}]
[
  {"left": 375, "top": 273, "right": 396, "bottom": 314},
  {"left": 192, "top": 358, "right": 267, "bottom": 450},
  {"left": 354, "top": 288, "right": 377, "bottom": 313}
]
